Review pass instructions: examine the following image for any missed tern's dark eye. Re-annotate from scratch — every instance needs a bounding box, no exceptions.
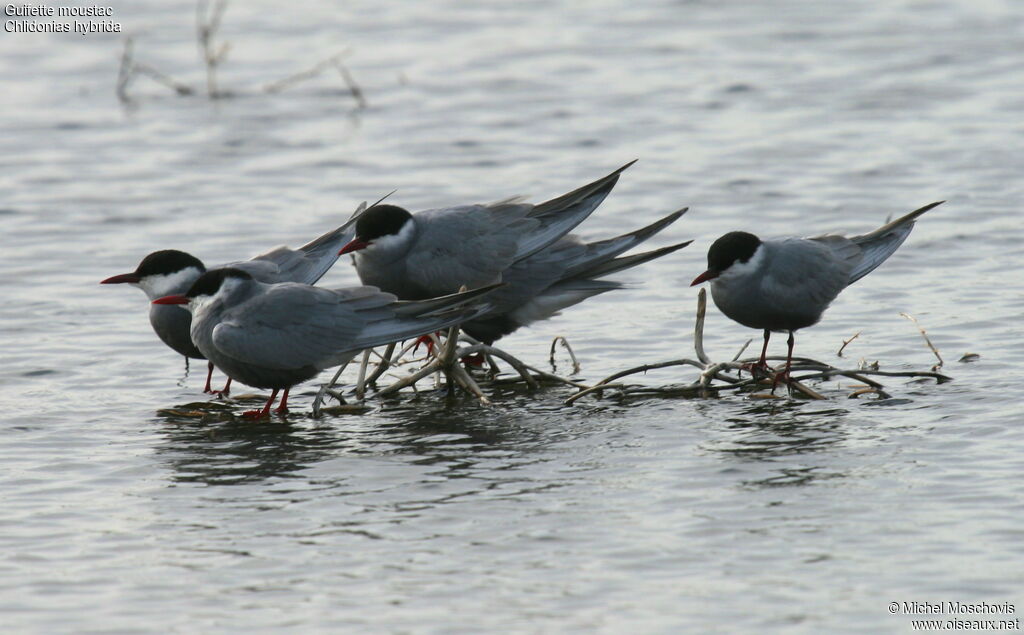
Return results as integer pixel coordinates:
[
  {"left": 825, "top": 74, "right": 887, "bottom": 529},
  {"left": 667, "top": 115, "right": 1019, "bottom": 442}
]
[
  {"left": 186, "top": 268, "right": 251, "bottom": 298},
  {"left": 355, "top": 204, "right": 413, "bottom": 241},
  {"left": 135, "top": 250, "right": 205, "bottom": 277},
  {"left": 707, "top": 232, "right": 761, "bottom": 272}
]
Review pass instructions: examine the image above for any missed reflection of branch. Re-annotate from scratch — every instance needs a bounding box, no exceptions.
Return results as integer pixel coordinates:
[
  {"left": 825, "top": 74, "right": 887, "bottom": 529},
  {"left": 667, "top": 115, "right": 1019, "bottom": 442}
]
[
  {"left": 264, "top": 52, "right": 350, "bottom": 93},
  {"left": 333, "top": 58, "right": 367, "bottom": 109},
  {"left": 134, "top": 63, "right": 195, "bottom": 95},
  {"left": 196, "top": 0, "right": 231, "bottom": 98},
  {"left": 116, "top": 36, "right": 195, "bottom": 104},
  {"left": 116, "top": 1, "right": 369, "bottom": 109},
  {"left": 116, "top": 37, "right": 134, "bottom": 104},
  {"left": 263, "top": 52, "right": 367, "bottom": 110}
]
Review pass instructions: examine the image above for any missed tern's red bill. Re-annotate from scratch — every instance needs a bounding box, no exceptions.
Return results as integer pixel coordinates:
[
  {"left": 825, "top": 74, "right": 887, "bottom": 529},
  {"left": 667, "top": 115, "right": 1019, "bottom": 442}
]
[
  {"left": 152, "top": 295, "right": 190, "bottom": 305},
  {"left": 338, "top": 239, "right": 370, "bottom": 256},
  {"left": 690, "top": 270, "right": 719, "bottom": 286},
  {"left": 100, "top": 273, "right": 140, "bottom": 284}
]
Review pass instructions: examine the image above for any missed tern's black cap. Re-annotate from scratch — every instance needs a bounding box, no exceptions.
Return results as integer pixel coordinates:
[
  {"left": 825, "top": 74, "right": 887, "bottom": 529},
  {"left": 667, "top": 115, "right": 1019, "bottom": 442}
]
[
  {"left": 135, "top": 250, "right": 206, "bottom": 277},
  {"left": 355, "top": 204, "right": 413, "bottom": 241},
  {"left": 706, "top": 232, "right": 761, "bottom": 273}
]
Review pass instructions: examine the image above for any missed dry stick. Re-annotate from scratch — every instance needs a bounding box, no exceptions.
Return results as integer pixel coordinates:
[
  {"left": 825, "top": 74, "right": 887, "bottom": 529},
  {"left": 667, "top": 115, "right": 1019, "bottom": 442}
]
[
  {"left": 785, "top": 378, "right": 827, "bottom": 400},
  {"left": 849, "top": 387, "right": 892, "bottom": 400},
  {"left": 364, "top": 342, "right": 397, "bottom": 387},
  {"left": 694, "top": 288, "right": 711, "bottom": 365},
  {"left": 311, "top": 358, "right": 354, "bottom": 417},
  {"left": 519, "top": 364, "right": 592, "bottom": 389},
  {"left": 439, "top": 314, "right": 491, "bottom": 405},
  {"left": 564, "top": 383, "right": 630, "bottom": 405},
  {"left": 564, "top": 359, "right": 704, "bottom": 405},
  {"left": 548, "top": 336, "right": 581, "bottom": 374},
  {"left": 376, "top": 362, "right": 443, "bottom": 397},
  {"left": 196, "top": 0, "right": 230, "bottom": 98},
  {"left": 354, "top": 349, "right": 372, "bottom": 400},
  {"left": 900, "top": 313, "right": 944, "bottom": 370},
  {"left": 459, "top": 344, "right": 539, "bottom": 390},
  {"left": 837, "top": 331, "right": 862, "bottom": 358},
  {"left": 731, "top": 338, "right": 753, "bottom": 362}
]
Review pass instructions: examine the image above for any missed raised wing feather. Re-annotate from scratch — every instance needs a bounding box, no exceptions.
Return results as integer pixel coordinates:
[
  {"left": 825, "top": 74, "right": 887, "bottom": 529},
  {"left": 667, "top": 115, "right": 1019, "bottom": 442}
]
[
  {"left": 404, "top": 204, "right": 540, "bottom": 295},
  {"left": 846, "top": 201, "right": 942, "bottom": 284},
  {"left": 241, "top": 220, "right": 354, "bottom": 285}
]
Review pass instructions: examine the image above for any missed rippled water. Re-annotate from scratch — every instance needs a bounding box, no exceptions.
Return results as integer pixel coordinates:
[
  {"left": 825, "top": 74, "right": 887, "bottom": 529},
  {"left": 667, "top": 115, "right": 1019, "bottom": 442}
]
[{"left": 2, "top": 0, "right": 1023, "bottom": 631}]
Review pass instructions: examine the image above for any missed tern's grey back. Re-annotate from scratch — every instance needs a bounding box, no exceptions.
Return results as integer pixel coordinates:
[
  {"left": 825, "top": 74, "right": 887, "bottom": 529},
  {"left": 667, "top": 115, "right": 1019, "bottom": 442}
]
[{"left": 711, "top": 238, "right": 854, "bottom": 332}]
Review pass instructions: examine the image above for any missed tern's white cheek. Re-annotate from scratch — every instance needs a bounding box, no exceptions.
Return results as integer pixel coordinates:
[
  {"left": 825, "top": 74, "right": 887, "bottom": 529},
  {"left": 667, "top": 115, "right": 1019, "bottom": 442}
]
[
  {"left": 359, "top": 221, "right": 416, "bottom": 258},
  {"left": 715, "top": 245, "right": 765, "bottom": 285},
  {"left": 138, "top": 267, "right": 203, "bottom": 300}
]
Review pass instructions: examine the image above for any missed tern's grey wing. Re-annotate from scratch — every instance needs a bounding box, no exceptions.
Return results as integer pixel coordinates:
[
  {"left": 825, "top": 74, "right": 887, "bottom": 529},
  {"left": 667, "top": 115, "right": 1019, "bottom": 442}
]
[
  {"left": 242, "top": 221, "right": 354, "bottom": 285},
  {"left": 845, "top": 201, "right": 942, "bottom": 284},
  {"left": 403, "top": 205, "right": 539, "bottom": 295},
  {"left": 511, "top": 160, "right": 634, "bottom": 260},
  {"left": 763, "top": 238, "right": 853, "bottom": 310},
  {"left": 807, "top": 234, "right": 864, "bottom": 278},
  {"left": 212, "top": 284, "right": 389, "bottom": 371}
]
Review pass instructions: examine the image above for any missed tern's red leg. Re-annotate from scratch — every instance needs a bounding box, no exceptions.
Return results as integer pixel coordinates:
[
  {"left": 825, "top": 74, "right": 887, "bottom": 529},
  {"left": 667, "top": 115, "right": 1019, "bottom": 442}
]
[
  {"left": 202, "top": 361, "right": 216, "bottom": 393},
  {"left": 740, "top": 330, "right": 774, "bottom": 378},
  {"left": 413, "top": 333, "right": 439, "bottom": 355},
  {"left": 771, "top": 331, "right": 796, "bottom": 392},
  {"left": 273, "top": 388, "right": 290, "bottom": 414},
  {"left": 210, "top": 377, "right": 232, "bottom": 398},
  {"left": 243, "top": 388, "right": 279, "bottom": 419}
]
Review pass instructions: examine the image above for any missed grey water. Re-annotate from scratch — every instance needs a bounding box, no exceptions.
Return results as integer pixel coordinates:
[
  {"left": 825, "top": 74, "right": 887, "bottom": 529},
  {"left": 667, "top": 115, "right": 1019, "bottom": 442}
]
[{"left": 1, "top": 0, "right": 1022, "bottom": 632}]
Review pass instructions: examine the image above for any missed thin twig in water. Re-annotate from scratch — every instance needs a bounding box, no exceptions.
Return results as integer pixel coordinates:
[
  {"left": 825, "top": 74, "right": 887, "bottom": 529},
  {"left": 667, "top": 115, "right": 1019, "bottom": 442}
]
[
  {"left": 731, "top": 338, "right": 752, "bottom": 362},
  {"left": 549, "top": 336, "right": 581, "bottom": 374},
  {"left": 837, "top": 331, "right": 862, "bottom": 358},
  {"left": 354, "top": 349, "right": 371, "bottom": 400},
  {"left": 364, "top": 342, "right": 398, "bottom": 387},
  {"left": 900, "top": 312, "right": 944, "bottom": 370}
]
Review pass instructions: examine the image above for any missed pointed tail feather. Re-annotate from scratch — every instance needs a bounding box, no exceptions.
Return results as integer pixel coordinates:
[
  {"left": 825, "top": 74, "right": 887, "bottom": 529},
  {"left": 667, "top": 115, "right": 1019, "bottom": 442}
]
[
  {"left": 513, "top": 160, "right": 637, "bottom": 260},
  {"left": 848, "top": 201, "right": 942, "bottom": 284},
  {"left": 390, "top": 282, "right": 502, "bottom": 317},
  {"left": 573, "top": 240, "right": 693, "bottom": 281},
  {"left": 562, "top": 207, "right": 689, "bottom": 279}
]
